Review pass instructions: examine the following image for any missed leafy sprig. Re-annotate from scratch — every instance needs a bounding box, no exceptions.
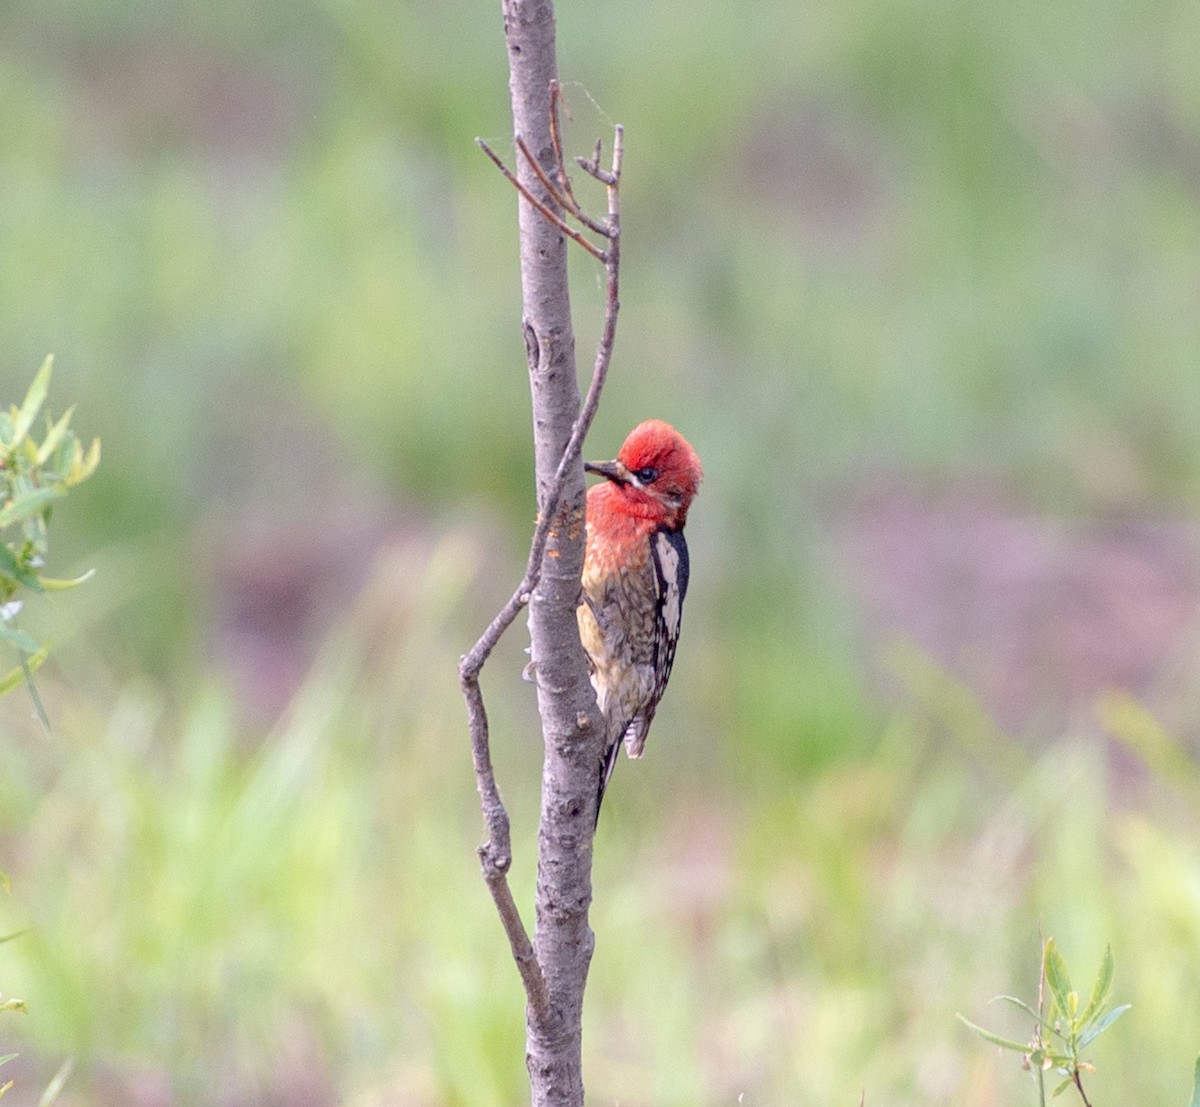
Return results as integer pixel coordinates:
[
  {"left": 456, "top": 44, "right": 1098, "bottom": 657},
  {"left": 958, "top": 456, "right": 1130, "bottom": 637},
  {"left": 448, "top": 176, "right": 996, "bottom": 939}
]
[
  {"left": 0, "top": 357, "right": 99, "bottom": 715},
  {"left": 959, "top": 937, "right": 1129, "bottom": 1106}
]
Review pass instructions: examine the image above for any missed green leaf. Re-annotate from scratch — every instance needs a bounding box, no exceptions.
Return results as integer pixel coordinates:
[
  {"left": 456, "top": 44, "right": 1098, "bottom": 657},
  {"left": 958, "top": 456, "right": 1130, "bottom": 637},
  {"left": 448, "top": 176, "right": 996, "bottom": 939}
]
[
  {"left": 0, "top": 1055, "right": 15, "bottom": 1066},
  {"left": 0, "top": 930, "right": 28, "bottom": 944},
  {"left": 1189, "top": 1055, "right": 1200, "bottom": 1107},
  {"left": 0, "top": 663, "right": 25, "bottom": 696},
  {"left": 0, "top": 486, "right": 62, "bottom": 530},
  {"left": 956, "top": 1014, "right": 1031, "bottom": 1052},
  {"left": 37, "top": 568, "right": 95, "bottom": 591},
  {"left": 1043, "top": 938, "right": 1073, "bottom": 1021},
  {"left": 0, "top": 623, "right": 43, "bottom": 655},
  {"left": 22, "top": 652, "right": 50, "bottom": 731},
  {"left": 1051, "top": 1075, "right": 1074, "bottom": 1097},
  {"left": 35, "top": 406, "right": 74, "bottom": 466},
  {"left": 995, "top": 994, "right": 1053, "bottom": 1030},
  {"left": 0, "top": 544, "right": 42, "bottom": 590},
  {"left": 1076, "top": 1003, "right": 1131, "bottom": 1049},
  {"left": 0, "top": 646, "right": 47, "bottom": 696},
  {"left": 69, "top": 438, "right": 100, "bottom": 486},
  {"left": 10, "top": 357, "right": 52, "bottom": 449},
  {"left": 1080, "top": 944, "right": 1115, "bottom": 1026}
]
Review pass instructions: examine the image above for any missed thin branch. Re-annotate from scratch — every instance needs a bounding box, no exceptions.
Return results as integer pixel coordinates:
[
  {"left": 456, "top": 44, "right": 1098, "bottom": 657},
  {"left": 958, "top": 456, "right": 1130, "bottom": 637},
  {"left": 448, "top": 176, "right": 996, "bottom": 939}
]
[
  {"left": 460, "top": 102, "right": 624, "bottom": 1023},
  {"left": 462, "top": 674, "right": 548, "bottom": 1012},
  {"left": 576, "top": 126, "right": 622, "bottom": 188},
  {"left": 515, "top": 135, "right": 611, "bottom": 239},
  {"left": 476, "top": 137, "right": 607, "bottom": 262},
  {"left": 548, "top": 80, "right": 581, "bottom": 213},
  {"left": 514, "top": 134, "right": 575, "bottom": 220}
]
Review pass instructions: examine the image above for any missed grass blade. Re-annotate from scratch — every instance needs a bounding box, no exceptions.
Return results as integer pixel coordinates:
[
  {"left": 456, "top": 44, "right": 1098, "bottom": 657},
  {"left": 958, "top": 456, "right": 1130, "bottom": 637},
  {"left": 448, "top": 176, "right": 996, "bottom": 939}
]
[{"left": 37, "top": 1057, "right": 73, "bottom": 1107}]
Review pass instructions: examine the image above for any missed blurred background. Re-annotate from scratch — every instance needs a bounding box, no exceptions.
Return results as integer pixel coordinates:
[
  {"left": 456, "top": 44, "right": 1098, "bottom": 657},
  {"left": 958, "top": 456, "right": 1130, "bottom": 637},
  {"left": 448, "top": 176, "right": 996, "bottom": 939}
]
[{"left": 3, "top": 0, "right": 1200, "bottom": 1103}]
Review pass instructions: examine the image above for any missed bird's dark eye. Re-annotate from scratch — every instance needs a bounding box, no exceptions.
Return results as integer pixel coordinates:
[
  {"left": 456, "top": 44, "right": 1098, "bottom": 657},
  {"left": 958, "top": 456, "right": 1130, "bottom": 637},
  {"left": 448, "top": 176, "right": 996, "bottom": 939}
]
[{"left": 634, "top": 466, "right": 659, "bottom": 484}]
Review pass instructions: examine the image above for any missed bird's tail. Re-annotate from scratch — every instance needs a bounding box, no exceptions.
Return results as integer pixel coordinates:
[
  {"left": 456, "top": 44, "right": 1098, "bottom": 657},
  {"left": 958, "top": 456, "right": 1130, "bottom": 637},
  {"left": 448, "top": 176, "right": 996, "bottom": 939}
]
[{"left": 594, "top": 735, "right": 622, "bottom": 828}]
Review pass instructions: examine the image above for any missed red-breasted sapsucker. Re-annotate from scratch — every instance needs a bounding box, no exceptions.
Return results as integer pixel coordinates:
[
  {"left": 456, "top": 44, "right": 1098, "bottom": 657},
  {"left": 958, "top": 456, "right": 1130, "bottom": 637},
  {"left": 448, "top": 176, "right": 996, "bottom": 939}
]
[{"left": 578, "top": 419, "right": 703, "bottom": 822}]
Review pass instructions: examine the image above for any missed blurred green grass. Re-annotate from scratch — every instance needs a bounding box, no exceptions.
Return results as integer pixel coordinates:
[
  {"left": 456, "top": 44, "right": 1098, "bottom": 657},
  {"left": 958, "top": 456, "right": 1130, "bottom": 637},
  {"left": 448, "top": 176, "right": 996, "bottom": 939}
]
[{"left": 3, "top": 0, "right": 1200, "bottom": 1102}]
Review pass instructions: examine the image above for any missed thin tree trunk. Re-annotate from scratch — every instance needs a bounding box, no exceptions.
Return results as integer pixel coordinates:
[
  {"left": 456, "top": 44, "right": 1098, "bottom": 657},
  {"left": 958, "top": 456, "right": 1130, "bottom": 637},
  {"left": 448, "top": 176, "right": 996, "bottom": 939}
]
[
  {"left": 502, "top": 1, "right": 600, "bottom": 1102},
  {"left": 462, "top": 6, "right": 620, "bottom": 1102}
]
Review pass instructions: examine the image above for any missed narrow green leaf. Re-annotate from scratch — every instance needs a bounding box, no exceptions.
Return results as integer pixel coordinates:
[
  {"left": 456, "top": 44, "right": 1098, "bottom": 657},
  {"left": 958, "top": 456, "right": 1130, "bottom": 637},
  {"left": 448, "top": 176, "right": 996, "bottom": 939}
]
[
  {"left": 0, "top": 1056, "right": 15, "bottom": 1067},
  {"left": 1080, "top": 944, "right": 1115, "bottom": 1026},
  {"left": 1043, "top": 938, "right": 1073, "bottom": 1020},
  {"left": 69, "top": 438, "right": 100, "bottom": 486},
  {"left": 996, "top": 994, "right": 1052, "bottom": 1029},
  {"left": 0, "top": 930, "right": 28, "bottom": 944},
  {"left": 0, "top": 545, "right": 41, "bottom": 590},
  {"left": 956, "top": 1014, "right": 1031, "bottom": 1052},
  {"left": 0, "top": 486, "right": 62, "bottom": 530},
  {"left": 1051, "top": 1075, "right": 1073, "bottom": 1098},
  {"left": 10, "top": 357, "right": 52, "bottom": 448},
  {"left": 37, "top": 568, "right": 95, "bottom": 591},
  {"left": 0, "top": 663, "right": 25, "bottom": 696},
  {"left": 0, "top": 623, "right": 43, "bottom": 654},
  {"left": 1189, "top": 1055, "right": 1200, "bottom": 1107},
  {"left": 22, "top": 652, "right": 50, "bottom": 731},
  {"left": 0, "top": 647, "right": 47, "bottom": 696},
  {"left": 1076, "top": 1003, "right": 1131, "bottom": 1049},
  {"left": 35, "top": 406, "right": 74, "bottom": 466}
]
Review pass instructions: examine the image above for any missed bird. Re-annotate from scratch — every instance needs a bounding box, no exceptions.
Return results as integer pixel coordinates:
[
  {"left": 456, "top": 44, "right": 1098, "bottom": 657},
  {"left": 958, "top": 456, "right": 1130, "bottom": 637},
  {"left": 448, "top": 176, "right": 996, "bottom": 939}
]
[{"left": 577, "top": 419, "right": 703, "bottom": 824}]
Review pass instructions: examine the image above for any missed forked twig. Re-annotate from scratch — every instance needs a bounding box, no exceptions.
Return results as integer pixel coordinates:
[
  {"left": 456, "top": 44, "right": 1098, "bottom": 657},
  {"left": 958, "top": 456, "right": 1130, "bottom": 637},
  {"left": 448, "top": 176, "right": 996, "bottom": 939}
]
[
  {"left": 476, "top": 83, "right": 620, "bottom": 264},
  {"left": 515, "top": 136, "right": 611, "bottom": 239},
  {"left": 476, "top": 138, "right": 606, "bottom": 262},
  {"left": 462, "top": 91, "right": 624, "bottom": 1019}
]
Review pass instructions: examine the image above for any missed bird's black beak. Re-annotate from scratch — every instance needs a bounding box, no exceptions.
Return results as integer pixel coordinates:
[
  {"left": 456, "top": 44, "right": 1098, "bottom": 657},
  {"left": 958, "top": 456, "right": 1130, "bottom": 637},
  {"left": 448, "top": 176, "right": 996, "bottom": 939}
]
[{"left": 584, "top": 459, "right": 631, "bottom": 485}]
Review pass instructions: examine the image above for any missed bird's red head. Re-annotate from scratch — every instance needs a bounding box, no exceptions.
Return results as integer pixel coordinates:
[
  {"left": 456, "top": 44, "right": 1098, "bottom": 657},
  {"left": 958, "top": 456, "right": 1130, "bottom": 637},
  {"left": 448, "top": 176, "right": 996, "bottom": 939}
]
[{"left": 585, "top": 419, "right": 703, "bottom": 530}]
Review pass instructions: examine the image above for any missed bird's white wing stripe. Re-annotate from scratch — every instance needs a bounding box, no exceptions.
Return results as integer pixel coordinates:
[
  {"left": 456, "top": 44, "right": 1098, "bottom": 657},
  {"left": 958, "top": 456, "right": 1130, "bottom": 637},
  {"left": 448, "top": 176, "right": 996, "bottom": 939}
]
[{"left": 655, "top": 530, "right": 682, "bottom": 639}]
